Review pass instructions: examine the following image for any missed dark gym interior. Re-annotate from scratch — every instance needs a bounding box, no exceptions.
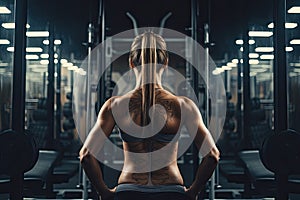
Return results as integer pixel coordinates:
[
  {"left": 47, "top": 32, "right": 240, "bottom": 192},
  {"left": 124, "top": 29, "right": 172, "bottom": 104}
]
[{"left": 0, "top": 0, "right": 300, "bottom": 199}]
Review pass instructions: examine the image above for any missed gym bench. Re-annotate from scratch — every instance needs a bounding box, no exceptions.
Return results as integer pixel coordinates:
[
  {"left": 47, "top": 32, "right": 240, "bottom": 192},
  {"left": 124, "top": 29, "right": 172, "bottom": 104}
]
[{"left": 0, "top": 150, "right": 59, "bottom": 198}]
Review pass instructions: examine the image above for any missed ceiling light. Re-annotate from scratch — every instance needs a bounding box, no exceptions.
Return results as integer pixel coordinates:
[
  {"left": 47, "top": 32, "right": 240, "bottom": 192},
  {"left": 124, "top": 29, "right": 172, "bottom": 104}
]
[
  {"left": 54, "top": 53, "right": 58, "bottom": 58},
  {"left": 26, "top": 47, "right": 43, "bottom": 52},
  {"left": 0, "top": 39, "right": 10, "bottom": 44},
  {"left": 40, "top": 60, "right": 49, "bottom": 65},
  {"left": 26, "top": 55, "right": 39, "bottom": 60},
  {"left": 40, "top": 54, "right": 49, "bottom": 59},
  {"left": 255, "top": 46, "right": 293, "bottom": 52},
  {"left": 54, "top": 40, "right": 61, "bottom": 45},
  {"left": 267, "top": 23, "right": 273, "bottom": 28},
  {"left": 54, "top": 59, "right": 58, "bottom": 64},
  {"left": 216, "top": 67, "right": 224, "bottom": 73},
  {"left": 63, "top": 62, "right": 73, "bottom": 67},
  {"left": 2, "top": 23, "right": 14, "bottom": 29},
  {"left": 235, "top": 39, "right": 255, "bottom": 45},
  {"left": 260, "top": 54, "right": 274, "bottom": 60},
  {"left": 1, "top": 23, "right": 30, "bottom": 29},
  {"left": 80, "top": 71, "right": 87, "bottom": 76},
  {"left": 249, "top": 53, "right": 259, "bottom": 58},
  {"left": 212, "top": 70, "right": 220, "bottom": 75},
  {"left": 212, "top": 67, "right": 224, "bottom": 75},
  {"left": 60, "top": 59, "right": 68, "bottom": 64},
  {"left": 240, "top": 59, "right": 243, "bottom": 63},
  {"left": 212, "top": 70, "right": 221, "bottom": 75},
  {"left": 227, "top": 62, "right": 237, "bottom": 67},
  {"left": 290, "top": 72, "right": 298, "bottom": 77},
  {"left": 249, "top": 31, "right": 273, "bottom": 37},
  {"left": 7, "top": 47, "right": 14, "bottom": 52},
  {"left": 290, "top": 63, "right": 300, "bottom": 67},
  {"left": 285, "top": 23, "right": 297, "bottom": 28},
  {"left": 76, "top": 68, "right": 87, "bottom": 76},
  {"left": 286, "top": 47, "right": 293, "bottom": 52},
  {"left": 43, "top": 39, "right": 62, "bottom": 45},
  {"left": 240, "top": 47, "right": 243, "bottom": 52},
  {"left": 26, "top": 31, "right": 49, "bottom": 37},
  {"left": 235, "top": 39, "right": 243, "bottom": 45},
  {"left": 249, "top": 40, "right": 255, "bottom": 45},
  {"left": 232, "top": 59, "right": 239, "bottom": 64},
  {"left": 42, "top": 40, "right": 49, "bottom": 45},
  {"left": 255, "top": 47, "right": 274, "bottom": 52},
  {"left": 288, "top": 6, "right": 300, "bottom": 13},
  {"left": 0, "top": 63, "right": 9, "bottom": 67},
  {"left": 251, "top": 68, "right": 267, "bottom": 73},
  {"left": 0, "top": 7, "right": 11, "bottom": 14},
  {"left": 7, "top": 47, "right": 43, "bottom": 52},
  {"left": 261, "top": 65, "right": 271, "bottom": 69},
  {"left": 267, "top": 22, "right": 298, "bottom": 29},
  {"left": 294, "top": 68, "right": 300, "bottom": 73},
  {"left": 290, "top": 39, "right": 300, "bottom": 44},
  {"left": 222, "top": 65, "right": 232, "bottom": 70},
  {"left": 30, "top": 67, "right": 46, "bottom": 73},
  {"left": 68, "top": 65, "right": 78, "bottom": 71},
  {"left": 250, "top": 72, "right": 257, "bottom": 77},
  {"left": 249, "top": 59, "right": 259, "bottom": 65}
]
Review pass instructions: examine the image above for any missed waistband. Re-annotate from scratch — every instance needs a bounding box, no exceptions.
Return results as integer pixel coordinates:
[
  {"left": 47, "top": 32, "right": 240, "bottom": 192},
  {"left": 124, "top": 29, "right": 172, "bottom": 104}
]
[{"left": 116, "top": 183, "right": 185, "bottom": 194}]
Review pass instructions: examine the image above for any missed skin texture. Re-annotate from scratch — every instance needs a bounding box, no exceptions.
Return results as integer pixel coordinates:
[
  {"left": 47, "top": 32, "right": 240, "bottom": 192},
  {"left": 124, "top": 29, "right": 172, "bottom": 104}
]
[
  {"left": 117, "top": 88, "right": 183, "bottom": 185},
  {"left": 80, "top": 84, "right": 220, "bottom": 200}
]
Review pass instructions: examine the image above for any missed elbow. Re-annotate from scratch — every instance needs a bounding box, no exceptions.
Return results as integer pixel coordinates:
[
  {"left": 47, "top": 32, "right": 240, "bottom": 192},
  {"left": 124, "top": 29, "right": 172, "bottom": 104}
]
[
  {"left": 209, "top": 147, "right": 220, "bottom": 164},
  {"left": 79, "top": 147, "right": 92, "bottom": 165}
]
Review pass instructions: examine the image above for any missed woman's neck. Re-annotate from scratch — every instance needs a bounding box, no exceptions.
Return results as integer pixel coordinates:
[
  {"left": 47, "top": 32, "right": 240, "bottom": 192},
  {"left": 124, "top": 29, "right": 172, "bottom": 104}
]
[{"left": 134, "top": 73, "right": 163, "bottom": 90}]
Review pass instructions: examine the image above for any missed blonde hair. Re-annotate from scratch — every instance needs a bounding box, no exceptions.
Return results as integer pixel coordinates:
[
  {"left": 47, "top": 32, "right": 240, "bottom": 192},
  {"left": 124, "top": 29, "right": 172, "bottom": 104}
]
[{"left": 129, "top": 32, "right": 168, "bottom": 126}]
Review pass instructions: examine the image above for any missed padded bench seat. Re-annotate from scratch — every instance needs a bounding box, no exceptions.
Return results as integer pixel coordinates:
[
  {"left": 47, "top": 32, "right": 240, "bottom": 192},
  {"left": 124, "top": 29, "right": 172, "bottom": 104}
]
[
  {"left": 0, "top": 150, "right": 59, "bottom": 196},
  {"left": 238, "top": 150, "right": 300, "bottom": 196},
  {"left": 238, "top": 150, "right": 274, "bottom": 180}
]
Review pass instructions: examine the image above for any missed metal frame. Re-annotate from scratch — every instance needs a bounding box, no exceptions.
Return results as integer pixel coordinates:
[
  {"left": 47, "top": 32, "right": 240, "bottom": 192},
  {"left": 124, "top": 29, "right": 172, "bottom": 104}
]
[
  {"left": 242, "top": 22, "right": 251, "bottom": 149},
  {"left": 56, "top": 47, "right": 62, "bottom": 138},
  {"left": 159, "top": 12, "right": 172, "bottom": 35},
  {"left": 47, "top": 22, "right": 55, "bottom": 146},
  {"left": 12, "top": 1, "right": 27, "bottom": 137},
  {"left": 273, "top": 0, "right": 288, "bottom": 199},
  {"left": 273, "top": 0, "right": 288, "bottom": 133},
  {"left": 126, "top": 12, "right": 138, "bottom": 36},
  {"left": 11, "top": 0, "right": 28, "bottom": 198},
  {"left": 204, "top": 23, "right": 215, "bottom": 200},
  {"left": 237, "top": 46, "right": 243, "bottom": 142},
  {"left": 82, "top": 0, "right": 106, "bottom": 199}
]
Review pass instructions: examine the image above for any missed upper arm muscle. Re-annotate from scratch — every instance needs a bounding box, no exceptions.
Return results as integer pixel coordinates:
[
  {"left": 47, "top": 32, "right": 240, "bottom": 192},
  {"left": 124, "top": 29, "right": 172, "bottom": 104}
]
[
  {"left": 82, "top": 98, "right": 116, "bottom": 155},
  {"left": 182, "top": 97, "right": 216, "bottom": 156}
]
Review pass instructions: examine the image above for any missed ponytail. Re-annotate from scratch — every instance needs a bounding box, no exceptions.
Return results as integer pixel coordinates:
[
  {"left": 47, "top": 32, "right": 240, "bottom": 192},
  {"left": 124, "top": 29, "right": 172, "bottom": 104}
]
[
  {"left": 129, "top": 31, "right": 168, "bottom": 127},
  {"left": 140, "top": 33, "right": 157, "bottom": 126}
]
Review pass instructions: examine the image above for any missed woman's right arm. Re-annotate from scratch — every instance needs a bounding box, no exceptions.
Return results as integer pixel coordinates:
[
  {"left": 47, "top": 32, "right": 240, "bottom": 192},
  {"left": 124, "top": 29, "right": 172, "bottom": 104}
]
[
  {"left": 79, "top": 98, "right": 116, "bottom": 200},
  {"left": 182, "top": 97, "right": 220, "bottom": 199}
]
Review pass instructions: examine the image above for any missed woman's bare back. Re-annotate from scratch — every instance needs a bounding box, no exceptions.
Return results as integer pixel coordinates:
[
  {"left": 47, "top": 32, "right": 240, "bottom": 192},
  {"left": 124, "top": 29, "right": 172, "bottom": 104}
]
[{"left": 111, "top": 87, "right": 184, "bottom": 185}]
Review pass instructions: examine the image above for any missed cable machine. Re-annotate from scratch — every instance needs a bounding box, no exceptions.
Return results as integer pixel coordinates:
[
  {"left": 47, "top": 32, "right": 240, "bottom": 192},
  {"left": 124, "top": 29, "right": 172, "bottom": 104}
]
[
  {"left": 80, "top": 0, "right": 218, "bottom": 199},
  {"left": 0, "top": 0, "right": 38, "bottom": 199}
]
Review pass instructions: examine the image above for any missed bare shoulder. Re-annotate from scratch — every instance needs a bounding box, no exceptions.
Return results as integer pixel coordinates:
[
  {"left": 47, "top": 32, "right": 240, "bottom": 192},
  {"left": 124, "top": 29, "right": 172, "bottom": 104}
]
[
  {"left": 175, "top": 96, "right": 202, "bottom": 123},
  {"left": 176, "top": 96, "right": 197, "bottom": 111},
  {"left": 156, "top": 88, "right": 179, "bottom": 100},
  {"left": 108, "top": 94, "right": 136, "bottom": 112},
  {"left": 99, "top": 96, "right": 122, "bottom": 112}
]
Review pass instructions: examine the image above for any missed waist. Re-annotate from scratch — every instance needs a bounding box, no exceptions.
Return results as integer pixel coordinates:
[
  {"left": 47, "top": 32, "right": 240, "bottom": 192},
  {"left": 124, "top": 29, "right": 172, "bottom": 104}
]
[{"left": 116, "top": 183, "right": 185, "bottom": 194}]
